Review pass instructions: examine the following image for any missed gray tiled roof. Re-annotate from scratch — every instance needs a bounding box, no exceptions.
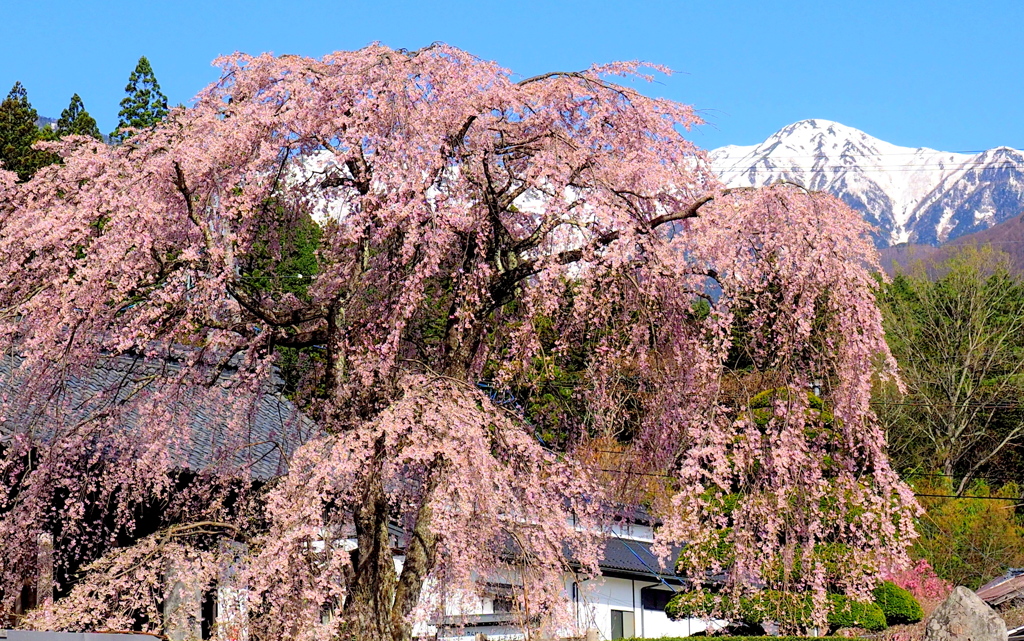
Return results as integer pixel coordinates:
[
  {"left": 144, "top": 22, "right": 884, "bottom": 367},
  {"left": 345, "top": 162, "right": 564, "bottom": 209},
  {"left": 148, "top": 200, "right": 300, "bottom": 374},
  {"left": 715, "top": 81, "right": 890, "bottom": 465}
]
[
  {"left": 599, "top": 538, "right": 682, "bottom": 578},
  {"left": 0, "top": 352, "right": 320, "bottom": 480}
]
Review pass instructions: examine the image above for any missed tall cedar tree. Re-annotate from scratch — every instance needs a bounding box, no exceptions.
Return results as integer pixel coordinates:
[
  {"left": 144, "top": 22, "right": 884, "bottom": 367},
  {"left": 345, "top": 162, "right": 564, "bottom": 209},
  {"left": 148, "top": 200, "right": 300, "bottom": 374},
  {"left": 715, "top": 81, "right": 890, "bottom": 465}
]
[
  {"left": 0, "top": 82, "right": 55, "bottom": 181},
  {"left": 110, "top": 56, "right": 168, "bottom": 142},
  {"left": 55, "top": 94, "right": 102, "bottom": 140}
]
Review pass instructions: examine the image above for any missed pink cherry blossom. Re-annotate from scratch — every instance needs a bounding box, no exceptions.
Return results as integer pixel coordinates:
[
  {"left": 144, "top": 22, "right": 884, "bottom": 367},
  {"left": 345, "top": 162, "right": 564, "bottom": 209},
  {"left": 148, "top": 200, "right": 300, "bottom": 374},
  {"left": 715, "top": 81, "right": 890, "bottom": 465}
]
[{"left": 0, "top": 45, "right": 916, "bottom": 640}]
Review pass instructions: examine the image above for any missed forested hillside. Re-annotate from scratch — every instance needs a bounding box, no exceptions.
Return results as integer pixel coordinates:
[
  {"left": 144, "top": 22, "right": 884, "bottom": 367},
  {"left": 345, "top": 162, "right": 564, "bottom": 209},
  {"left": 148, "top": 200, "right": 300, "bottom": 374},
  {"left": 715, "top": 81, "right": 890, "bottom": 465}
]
[
  {"left": 0, "top": 56, "right": 165, "bottom": 181},
  {"left": 875, "top": 246, "right": 1024, "bottom": 589},
  {"left": 881, "top": 212, "right": 1024, "bottom": 274}
]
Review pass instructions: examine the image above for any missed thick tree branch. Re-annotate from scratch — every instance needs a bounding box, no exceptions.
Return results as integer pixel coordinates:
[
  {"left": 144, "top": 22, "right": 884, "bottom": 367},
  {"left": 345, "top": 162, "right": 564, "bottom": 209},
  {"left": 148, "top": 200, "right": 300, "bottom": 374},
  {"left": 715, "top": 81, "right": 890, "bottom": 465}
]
[
  {"left": 648, "top": 194, "right": 714, "bottom": 228},
  {"left": 272, "top": 328, "right": 328, "bottom": 348},
  {"left": 518, "top": 70, "right": 588, "bottom": 86},
  {"left": 172, "top": 161, "right": 217, "bottom": 254},
  {"left": 392, "top": 457, "right": 447, "bottom": 630},
  {"left": 227, "top": 284, "right": 326, "bottom": 327}
]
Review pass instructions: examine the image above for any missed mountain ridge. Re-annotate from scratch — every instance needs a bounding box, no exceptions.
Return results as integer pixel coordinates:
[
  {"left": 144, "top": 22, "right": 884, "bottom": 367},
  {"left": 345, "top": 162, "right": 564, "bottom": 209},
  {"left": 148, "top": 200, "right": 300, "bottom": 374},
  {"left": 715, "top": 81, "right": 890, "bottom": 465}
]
[
  {"left": 710, "top": 119, "right": 1024, "bottom": 247},
  {"left": 879, "top": 210, "right": 1024, "bottom": 274}
]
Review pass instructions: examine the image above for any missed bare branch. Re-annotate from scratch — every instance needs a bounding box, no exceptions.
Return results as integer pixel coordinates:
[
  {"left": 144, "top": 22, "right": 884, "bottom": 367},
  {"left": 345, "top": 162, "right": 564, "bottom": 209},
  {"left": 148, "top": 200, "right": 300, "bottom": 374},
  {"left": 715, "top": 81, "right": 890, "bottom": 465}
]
[
  {"left": 227, "top": 284, "right": 327, "bottom": 328},
  {"left": 172, "top": 161, "right": 217, "bottom": 254}
]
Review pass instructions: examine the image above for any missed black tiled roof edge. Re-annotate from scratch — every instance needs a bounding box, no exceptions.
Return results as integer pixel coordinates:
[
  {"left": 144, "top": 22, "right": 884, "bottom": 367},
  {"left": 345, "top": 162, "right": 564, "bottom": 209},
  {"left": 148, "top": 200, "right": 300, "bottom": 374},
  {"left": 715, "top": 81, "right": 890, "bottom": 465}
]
[{"left": 0, "top": 352, "right": 321, "bottom": 480}]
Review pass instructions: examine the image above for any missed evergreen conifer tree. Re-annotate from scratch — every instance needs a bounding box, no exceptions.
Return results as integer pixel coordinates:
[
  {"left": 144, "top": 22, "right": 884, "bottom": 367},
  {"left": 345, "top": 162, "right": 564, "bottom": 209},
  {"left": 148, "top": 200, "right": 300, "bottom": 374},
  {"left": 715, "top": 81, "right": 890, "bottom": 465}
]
[
  {"left": 0, "top": 82, "right": 55, "bottom": 181},
  {"left": 56, "top": 94, "right": 102, "bottom": 140},
  {"left": 110, "top": 56, "right": 168, "bottom": 142}
]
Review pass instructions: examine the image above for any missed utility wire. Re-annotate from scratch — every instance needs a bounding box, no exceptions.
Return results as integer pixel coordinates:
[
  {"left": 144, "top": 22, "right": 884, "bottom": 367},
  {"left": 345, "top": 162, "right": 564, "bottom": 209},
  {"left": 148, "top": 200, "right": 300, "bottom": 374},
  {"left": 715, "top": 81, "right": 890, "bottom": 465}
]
[
  {"left": 888, "top": 240, "right": 1024, "bottom": 245},
  {"left": 617, "top": 538, "right": 681, "bottom": 591},
  {"left": 593, "top": 451, "right": 1023, "bottom": 483},
  {"left": 714, "top": 149, "right": 1015, "bottom": 158},
  {"left": 716, "top": 161, "right": 1024, "bottom": 172},
  {"left": 581, "top": 396, "right": 1024, "bottom": 410},
  {"left": 914, "top": 493, "right": 1023, "bottom": 502},
  {"left": 595, "top": 451, "right": 1022, "bottom": 483},
  {"left": 593, "top": 468, "right": 1023, "bottom": 501}
]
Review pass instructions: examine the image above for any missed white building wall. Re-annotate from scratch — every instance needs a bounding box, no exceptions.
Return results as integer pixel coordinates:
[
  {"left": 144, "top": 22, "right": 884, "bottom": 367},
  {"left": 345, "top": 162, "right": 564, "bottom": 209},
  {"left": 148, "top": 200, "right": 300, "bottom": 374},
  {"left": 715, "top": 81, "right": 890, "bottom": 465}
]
[
  {"left": 569, "top": 576, "right": 724, "bottom": 639},
  {"left": 410, "top": 544, "right": 723, "bottom": 639},
  {"left": 636, "top": 587, "right": 723, "bottom": 639},
  {"left": 607, "top": 521, "right": 655, "bottom": 542}
]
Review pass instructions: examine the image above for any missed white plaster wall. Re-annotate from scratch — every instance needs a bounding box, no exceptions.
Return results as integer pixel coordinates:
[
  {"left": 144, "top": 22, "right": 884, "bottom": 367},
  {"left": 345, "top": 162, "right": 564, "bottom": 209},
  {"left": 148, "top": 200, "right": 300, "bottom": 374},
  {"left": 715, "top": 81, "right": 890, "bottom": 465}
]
[
  {"left": 608, "top": 521, "right": 655, "bottom": 542},
  {"left": 414, "top": 570, "right": 723, "bottom": 639},
  {"left": 570, "top": 577, "right": 724, "bottom": 639},
  {"left": 572, "top": 576, "right": 637, "bottom": 638},
  {"left": 412, "top": 571, "right": 523, "bottom": 640}
]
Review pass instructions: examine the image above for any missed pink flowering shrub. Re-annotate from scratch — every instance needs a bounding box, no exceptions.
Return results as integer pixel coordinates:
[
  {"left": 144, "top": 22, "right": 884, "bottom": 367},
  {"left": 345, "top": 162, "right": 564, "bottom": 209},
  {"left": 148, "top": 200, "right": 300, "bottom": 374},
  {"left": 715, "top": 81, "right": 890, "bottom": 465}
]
[{"left": 885, "top": 559, "right": 953, "bottom": 601}]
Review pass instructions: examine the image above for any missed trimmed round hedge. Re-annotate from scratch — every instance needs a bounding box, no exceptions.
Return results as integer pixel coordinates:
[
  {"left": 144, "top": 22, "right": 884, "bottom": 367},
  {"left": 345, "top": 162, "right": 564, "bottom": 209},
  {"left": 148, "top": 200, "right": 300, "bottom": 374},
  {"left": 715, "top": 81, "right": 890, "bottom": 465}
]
[
  {"left": 827, "top": 593, "right": 887, "bottom": 631},
  {"left": 872, "top": 580, "right": 924, "bottom": 625},
  {"left": 618, "top": 634, "right": 835, "bottom": 638},
  {"left": 666, "top": 589, "right": 887, "bottom": 632}
]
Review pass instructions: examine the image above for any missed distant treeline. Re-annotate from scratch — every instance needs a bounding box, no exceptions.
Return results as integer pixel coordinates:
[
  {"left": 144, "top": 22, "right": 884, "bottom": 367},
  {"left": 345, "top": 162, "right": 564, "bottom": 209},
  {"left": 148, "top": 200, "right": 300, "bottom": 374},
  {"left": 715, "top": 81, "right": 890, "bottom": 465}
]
[
  {"left": 0, "top": 56, "right": 168, "bottom": 181},
  {"left": 875, "top": 245, "right": 1024, "bottom": 588}
]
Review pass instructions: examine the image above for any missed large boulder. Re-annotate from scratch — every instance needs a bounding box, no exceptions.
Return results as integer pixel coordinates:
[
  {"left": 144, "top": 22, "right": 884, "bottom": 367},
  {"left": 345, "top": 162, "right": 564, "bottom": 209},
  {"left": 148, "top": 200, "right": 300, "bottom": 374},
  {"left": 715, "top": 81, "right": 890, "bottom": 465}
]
[{"left": 924, "top": 586, "right": 1007, "bottom": 641}]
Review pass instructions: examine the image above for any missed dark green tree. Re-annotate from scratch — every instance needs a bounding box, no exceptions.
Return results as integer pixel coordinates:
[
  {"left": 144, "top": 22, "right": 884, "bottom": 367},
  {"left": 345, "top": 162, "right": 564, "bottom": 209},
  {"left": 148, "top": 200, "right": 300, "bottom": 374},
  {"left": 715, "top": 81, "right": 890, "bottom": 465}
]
[
  {"left": 876, "top": 246, "right": 1024, "bottom": 491},
  {"left": 110, "top": 56, "right": 169, "bottom": 142},
  {"left": 56, "top": 93, "right": 102, "bottom": 140},
  {"left": 0, "top": 82, "right": 55, "bottom": 181}
]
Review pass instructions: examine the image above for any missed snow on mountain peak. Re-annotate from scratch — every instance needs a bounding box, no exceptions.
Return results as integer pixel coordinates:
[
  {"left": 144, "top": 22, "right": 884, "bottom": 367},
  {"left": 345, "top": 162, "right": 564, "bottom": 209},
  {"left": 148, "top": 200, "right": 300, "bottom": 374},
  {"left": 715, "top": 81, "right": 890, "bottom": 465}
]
[
  {"left": 771, "top": 118, "right": 861, "bottom": 139},
  {"left": 709, "top": 121, "right": 1022, "bottom": 247}
]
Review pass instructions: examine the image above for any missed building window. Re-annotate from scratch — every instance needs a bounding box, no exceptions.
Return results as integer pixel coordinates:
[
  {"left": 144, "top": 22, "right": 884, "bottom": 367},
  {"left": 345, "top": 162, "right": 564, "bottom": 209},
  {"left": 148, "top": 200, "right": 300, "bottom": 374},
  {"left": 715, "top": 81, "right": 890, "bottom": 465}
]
[
  {"left": 493, "top": 597, "right": 514, "bottom": 613},
  {"left": 611, "top": 609, "right": 635, "bottom": 639},
  {"left": 640, "top": 586, "right": 675, "bottom": 611}
]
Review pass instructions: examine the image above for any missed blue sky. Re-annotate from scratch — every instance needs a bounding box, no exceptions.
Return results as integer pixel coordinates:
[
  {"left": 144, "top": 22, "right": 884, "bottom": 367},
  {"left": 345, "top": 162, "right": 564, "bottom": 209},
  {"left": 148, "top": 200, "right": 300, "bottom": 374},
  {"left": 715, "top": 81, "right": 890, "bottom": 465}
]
[{"left": 3, "top": 0, "right": 1022, "bottom": 151}]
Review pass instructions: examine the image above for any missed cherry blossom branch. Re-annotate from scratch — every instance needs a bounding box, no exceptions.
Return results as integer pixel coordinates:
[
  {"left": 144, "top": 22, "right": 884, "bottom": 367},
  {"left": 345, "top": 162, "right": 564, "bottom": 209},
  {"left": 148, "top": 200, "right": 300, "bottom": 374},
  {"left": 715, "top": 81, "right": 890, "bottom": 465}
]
[
  {"left": 226, "top": 284, "right": 326, "bottom": 327},
  {"left": 171, "top": 161, "right": 216, "bottom": 255}
]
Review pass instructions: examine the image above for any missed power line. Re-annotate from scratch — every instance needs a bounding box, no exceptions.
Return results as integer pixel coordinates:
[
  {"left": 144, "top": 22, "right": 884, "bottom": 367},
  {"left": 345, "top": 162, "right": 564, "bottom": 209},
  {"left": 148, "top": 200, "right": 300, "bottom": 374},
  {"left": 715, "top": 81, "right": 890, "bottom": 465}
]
[
  {"left": 573, "top": 395, "right": 1024, "bottom": 411},
  {"left": 597, "top": 466, "right": 672, "bottom": 479},
  {"left": 593, "top": 448, "right": 1024, "bottom": 479},
  {"left": 890, "top": 240, "right": 1024, "bottom": 246},
  {"left": 711, "top": 149, "right": 1021, "bottom": 159},
  {"left": 713, "top": 156, "right": 1019, "bottom": 166},
  {"left": 914, "top": 493, "right": 1023, "bottom": 502},
  {"left": 596, "top": 458, "right": 1022, "bottom": 485},
  {"left": 716, "top": 161, "right": 1024, "bottom": 173},
  {"left": 594, "top": 467, "right": 1023, "bottom": 501},
  {"left": 869, "top": 401, "right": 1024, "bottom": 409},
  {"left": 714, "top": 149, "right": 1015, "bottom": 158}
]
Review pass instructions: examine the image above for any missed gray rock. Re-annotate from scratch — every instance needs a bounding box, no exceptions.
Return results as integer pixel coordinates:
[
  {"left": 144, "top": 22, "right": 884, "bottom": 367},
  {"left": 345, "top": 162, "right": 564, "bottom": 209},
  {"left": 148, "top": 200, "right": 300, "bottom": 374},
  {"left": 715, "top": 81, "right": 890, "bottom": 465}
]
[{"left": 924, "top": 586, "right": 1007, "bottom": 641}]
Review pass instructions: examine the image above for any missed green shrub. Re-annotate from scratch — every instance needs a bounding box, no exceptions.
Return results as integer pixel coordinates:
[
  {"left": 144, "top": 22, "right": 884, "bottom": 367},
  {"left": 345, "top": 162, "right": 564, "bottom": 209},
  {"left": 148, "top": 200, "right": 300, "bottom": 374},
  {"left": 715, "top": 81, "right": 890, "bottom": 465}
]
[
  {"left": 676, "top": 527, "right": 735, "bottom": 577},
  {"left": 666, "top": 589, "right": 887, "bottom": 632},
  {"left": 741, "top": 590, "right": 814, "bottom": 626},
  {"left": 912, "top": 478, "right": 1024, "bottom": 589},
  {"left": 614, "top": 634, "right": 823, "bottom": 638},
  {"left": 665, "top": 589, "right": 727, "bottom": 620},
  {"left": 872, "top": 580, "right": 924, "bottom": 625},
  {"left": 827, "top": 593, "right": 887, "bottom": 631},
  {"left": 748, "top": 388, "right": 834, "bottom": 426}
]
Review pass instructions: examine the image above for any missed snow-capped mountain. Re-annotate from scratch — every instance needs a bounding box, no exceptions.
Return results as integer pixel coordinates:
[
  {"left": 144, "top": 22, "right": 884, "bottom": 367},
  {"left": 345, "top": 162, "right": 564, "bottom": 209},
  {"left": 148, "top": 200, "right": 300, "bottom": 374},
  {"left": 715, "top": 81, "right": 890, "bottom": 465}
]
[{"left": 710, "top": 119, "right": 1024, "bottom": 247}]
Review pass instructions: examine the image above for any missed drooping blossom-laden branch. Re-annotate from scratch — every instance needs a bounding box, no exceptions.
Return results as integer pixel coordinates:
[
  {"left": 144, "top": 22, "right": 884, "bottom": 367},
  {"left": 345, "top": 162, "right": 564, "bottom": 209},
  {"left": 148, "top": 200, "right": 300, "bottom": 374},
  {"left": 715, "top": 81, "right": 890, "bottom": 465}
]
[{"left": 0, "top": 44, "right": 915, "bottom": 639}]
